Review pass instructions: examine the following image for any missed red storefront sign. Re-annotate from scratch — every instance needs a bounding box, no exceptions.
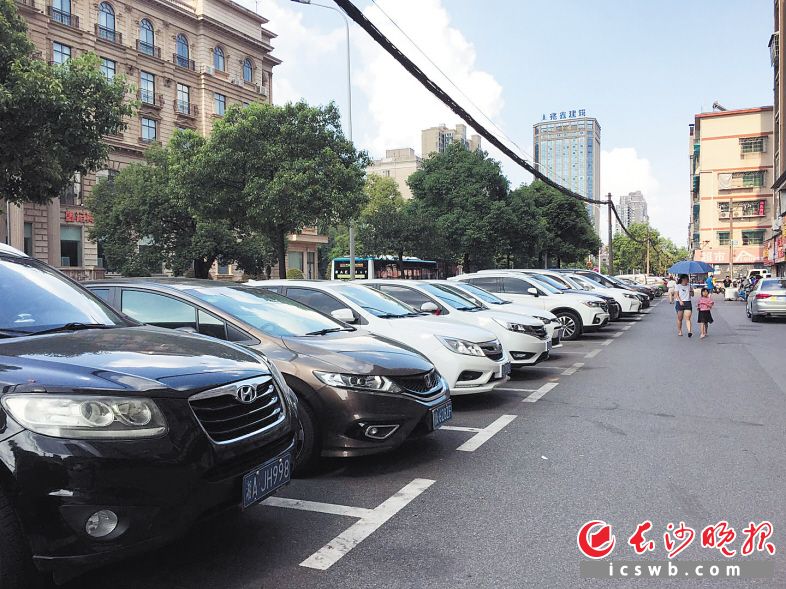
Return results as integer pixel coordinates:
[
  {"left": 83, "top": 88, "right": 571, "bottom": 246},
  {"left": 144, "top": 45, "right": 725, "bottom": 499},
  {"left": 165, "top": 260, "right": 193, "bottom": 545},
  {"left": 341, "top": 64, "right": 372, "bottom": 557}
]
[
  {"left": 64, "top": 210, "right": 94, "bottom": 224},
  {"left": 775, "top": 235, "right": 785, "bottom": 263}
]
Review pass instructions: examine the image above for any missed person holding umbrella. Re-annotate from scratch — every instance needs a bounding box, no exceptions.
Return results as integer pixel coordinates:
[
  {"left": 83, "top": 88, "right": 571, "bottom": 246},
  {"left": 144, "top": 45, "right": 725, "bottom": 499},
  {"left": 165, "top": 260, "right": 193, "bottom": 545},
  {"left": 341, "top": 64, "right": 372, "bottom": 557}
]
[{"left": 674, "top": 274, "right": 694, "bottom": 336}]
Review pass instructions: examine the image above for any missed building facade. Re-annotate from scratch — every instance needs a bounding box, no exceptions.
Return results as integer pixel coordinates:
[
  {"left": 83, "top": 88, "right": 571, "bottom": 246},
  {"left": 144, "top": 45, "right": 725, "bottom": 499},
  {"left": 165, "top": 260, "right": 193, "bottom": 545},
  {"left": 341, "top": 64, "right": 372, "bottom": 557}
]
[
  {"left": 533, "top": 115, "right": 601, "bottom": 235},
  {"left": 689, "top": 107, "right": 774, "bottom": 277},
  {"left": 421, "top": 123, "right": 481, "bottom": 157},
  {"left": 615, "top": 190, "right": 649, "bottom": 234},
  {"left": 366, "top": 148, "right": 422, "bottom": 200},
  {"left": 768, "top": 2, "right": 786, "bottom": 276},
  {"left": 1, "top": 0, "right": 325, "bottom": 279}
]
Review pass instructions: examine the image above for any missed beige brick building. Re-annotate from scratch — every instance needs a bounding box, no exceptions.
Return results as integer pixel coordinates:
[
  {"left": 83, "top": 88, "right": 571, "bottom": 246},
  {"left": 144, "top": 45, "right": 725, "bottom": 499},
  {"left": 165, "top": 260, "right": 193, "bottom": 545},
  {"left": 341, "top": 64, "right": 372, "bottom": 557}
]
[
  {"left": 366, "top": 148, "right": 421, "bottom": 200},
  {"left": 421, "top": 123, "right": 481, "bottom": 157},
  {"left": 1, "top": 0, "right": 326, "bottom": 279},
  {"left": 688, "top": 107, "right": 774, "bottom": 276}
]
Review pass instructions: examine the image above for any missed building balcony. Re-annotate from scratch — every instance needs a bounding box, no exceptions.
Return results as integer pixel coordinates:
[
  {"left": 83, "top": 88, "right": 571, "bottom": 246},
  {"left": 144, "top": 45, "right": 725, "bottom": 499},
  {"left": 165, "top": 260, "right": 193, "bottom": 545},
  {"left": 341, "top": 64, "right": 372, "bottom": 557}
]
[
  {"left": 136, "top": 40, "right": 161, "bottom": 58},
  {"left": 96, "top": 24, "right": 122, "bottom": 45},
  {"left": 692, "top": 175, "right": 699, "bottom": 193},
  {"left": 138, "top": 89, "right": 163, "bottom": 108},
  {"left": 173, "top": 53, "right": 195, "bottom": 71},
  {"left": 47, "top": 6, "right": 79, "bottom": 28},
  {"left": 174, "top": 100, "right": 198, "bottom": 118}
]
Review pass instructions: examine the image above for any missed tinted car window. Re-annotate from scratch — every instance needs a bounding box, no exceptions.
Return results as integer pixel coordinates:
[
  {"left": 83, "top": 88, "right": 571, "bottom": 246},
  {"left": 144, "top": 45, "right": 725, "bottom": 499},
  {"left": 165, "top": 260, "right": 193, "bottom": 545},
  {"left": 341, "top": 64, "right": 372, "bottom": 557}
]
[
  {"left": 467, "top": 277, "right": 501, "bottom": 292},
  {"left": 0, "top": 257, "right": 125, "bottom": 334},
  {"left": 198, "top": 309, "right": 227, "bottom": 339},
  {"left": 91, "top": 287, "right": 112, "bottom": 302},
  {"left": 420, "top": 283, "right": 480, "bottom": 310},
  {"left": 185, "top": 287, "right": 347, "bottom": 337},
  {"left": 524, "top": 275, "right": 562, "bottom": 294},
  {"left": 375, "top": 285, "right": 432, "bottom": 309},
  {"left": 761, "top": 279, "right": 786, "bottom": 290},
  {"left": 501, "top": 277, "right": 538, "bottom": 295},
  {"left": 333, "top": 284, "right": 416, "bottom": 318},
  {"left": 285, "top": 287, "right": 347, "bottom": 316},
  {"left": 454, "top": 282, "right": 505, "bottom": 304},
  {"left": 121, "top": 290, "right": 197, "bottom": 330}
]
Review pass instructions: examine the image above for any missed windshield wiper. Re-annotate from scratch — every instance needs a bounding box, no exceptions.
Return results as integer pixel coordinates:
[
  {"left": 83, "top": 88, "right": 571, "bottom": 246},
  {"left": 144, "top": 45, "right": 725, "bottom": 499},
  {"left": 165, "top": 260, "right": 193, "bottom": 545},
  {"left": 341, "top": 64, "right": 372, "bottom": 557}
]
[
  {"left": 0, "top": 328, "right": 35, "bottom": 339},
  {"left": 304, "top": 327, "right": 355, "bottom": 336},
  {"left": 28, "top": 323, "right": 118, "bottom": 336}
]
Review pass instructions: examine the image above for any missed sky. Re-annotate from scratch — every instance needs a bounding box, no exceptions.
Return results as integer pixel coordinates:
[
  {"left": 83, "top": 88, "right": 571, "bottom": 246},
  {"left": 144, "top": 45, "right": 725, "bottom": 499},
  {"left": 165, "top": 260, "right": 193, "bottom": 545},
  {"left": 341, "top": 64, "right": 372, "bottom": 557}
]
[{"left": 240, "top": 0, "right": 774, "bottom": 244}]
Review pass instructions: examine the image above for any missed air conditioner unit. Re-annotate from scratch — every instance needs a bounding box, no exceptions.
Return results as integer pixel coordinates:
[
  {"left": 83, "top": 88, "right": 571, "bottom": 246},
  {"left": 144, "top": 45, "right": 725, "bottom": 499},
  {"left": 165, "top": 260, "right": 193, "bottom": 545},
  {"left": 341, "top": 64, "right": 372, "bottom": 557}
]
[
  {"left": 230, "top": 78, "right": 242, "bottom": 86},
  {"left": 733, "top": 210, "right": 743, "bottom": 218},
  {"left": 719, "top": 210, "right": 730, "bottom": 219},
  {"left": 202, "top": 65, "right": 215, "bottom": 75},
  {"left": 257, "top": 84, "right": 267, "bottom": 97}
]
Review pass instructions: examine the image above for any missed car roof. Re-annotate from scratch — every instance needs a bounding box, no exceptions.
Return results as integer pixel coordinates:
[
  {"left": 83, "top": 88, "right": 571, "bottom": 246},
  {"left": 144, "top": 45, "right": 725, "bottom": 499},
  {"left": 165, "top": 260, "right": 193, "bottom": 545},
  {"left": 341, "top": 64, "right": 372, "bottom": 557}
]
[
  {"left": 0, "top": 243, "right": 28, "bottom": 257},
  {"left": 85, "top": 277, "right": 260, "bottom": 291}
]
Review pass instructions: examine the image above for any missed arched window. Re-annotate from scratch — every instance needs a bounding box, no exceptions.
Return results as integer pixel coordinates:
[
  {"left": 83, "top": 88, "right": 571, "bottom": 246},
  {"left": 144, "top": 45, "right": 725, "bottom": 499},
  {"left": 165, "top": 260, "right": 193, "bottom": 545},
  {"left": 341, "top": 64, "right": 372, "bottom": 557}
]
[
  {"left": 139, "top": 19, "right": 155, "bottom": 55},
  {"left": 98, "top": 2, "right": 115, "bottom": 41},
  {"left": 176, "top": 34, "right": 189, "bottom": 68},
  {"left": 213, "top": 46, "right": 225, "bottom": 71},
  {"left": 242, "top": 58, "right": 253, "bottom": 83}
]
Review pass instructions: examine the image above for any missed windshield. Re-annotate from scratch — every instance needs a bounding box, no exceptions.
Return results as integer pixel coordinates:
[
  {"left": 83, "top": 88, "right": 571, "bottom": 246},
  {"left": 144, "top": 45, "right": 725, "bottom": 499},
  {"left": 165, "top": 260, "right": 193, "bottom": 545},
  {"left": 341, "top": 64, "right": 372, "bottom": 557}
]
[
  {"left": 570, "top": 275, "right": 603, "bottom": 290},
  {"left": 0, "top": 257, "right": 126, "bottom": 335},
  {"left": 185, "top": 286, "right": 347, "bottom": 337},
  {"left": 334, "top": 284, "right": 418, "bottom": 318},
  {"left": 452, "top": 282, "right": 508, "bottom": 305},
  {"left": 526, "top": 274, "right": 564, "bottom": 294},
  {"left": 421, "top": 283, "right": 484, "bottom": 310}
]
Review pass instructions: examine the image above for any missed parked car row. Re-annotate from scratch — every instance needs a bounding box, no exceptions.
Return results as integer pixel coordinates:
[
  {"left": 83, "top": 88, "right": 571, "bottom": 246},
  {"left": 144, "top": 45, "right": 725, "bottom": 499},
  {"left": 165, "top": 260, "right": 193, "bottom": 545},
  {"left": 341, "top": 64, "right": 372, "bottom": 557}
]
[{"left": 0, "top": 244, "right": 647, "bottom": 587}]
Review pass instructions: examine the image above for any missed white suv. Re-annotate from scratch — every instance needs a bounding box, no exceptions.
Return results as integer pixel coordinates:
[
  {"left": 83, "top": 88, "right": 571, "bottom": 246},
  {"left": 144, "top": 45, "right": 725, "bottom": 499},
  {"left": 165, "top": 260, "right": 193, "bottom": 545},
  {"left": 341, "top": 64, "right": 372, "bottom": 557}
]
[
  {"left": 365, "top": 280, "right": 551, "bottom": 367},
  {"left": 564, "top": 273, "right": 642, "bottom": 315},
  {"left": 449, "top": 272, "right": 610, "bottom": 340},
  {"left": 254, "top": 280, "right": 511, "bottom": 396}
]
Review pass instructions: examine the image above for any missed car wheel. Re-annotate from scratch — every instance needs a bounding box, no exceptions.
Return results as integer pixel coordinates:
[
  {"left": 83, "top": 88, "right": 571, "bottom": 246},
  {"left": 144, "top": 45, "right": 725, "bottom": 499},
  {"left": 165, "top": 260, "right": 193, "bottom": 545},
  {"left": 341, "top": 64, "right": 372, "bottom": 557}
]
[
  {"left": 556, "top": 310, "right": 582, "bottom": 341},
  {"left": 0, "top": 489, "right": 38, "bottom": 589},
  {"left": 746, "top": 306, "right": 752, "bottom": 318},
  {"left": 293, "top": 401, "right": 321, "bottom": 476},
  {"left": 751, "top": 313, "right": 762, "bottom": 323}
]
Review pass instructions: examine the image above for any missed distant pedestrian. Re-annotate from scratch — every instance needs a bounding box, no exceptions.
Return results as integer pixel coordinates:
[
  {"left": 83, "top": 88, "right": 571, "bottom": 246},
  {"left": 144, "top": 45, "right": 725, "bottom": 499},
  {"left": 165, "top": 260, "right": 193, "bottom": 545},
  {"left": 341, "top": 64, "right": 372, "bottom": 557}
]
[
  {"left": 705, "top": 274, "right": 714, "bottom": 293},
  {"left": 723, "top": 276, "right": 732, "bottom": 289},
  {"left": 697, "top": 287, "right": 714, "bottom": 339},
  {"left": 674, "top": 274, "right": 694, "bottom": 337},
  {"left": 667, "top": 275, "right": 677, "bottom": 303}
]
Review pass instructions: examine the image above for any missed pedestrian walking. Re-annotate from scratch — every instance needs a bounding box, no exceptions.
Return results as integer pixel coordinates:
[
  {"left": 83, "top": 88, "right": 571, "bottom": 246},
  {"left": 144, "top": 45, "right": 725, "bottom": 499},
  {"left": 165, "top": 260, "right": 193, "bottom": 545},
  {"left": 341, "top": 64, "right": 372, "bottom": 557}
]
[
  {"left": 674, "top": 274, "right": 694, "bottom": 337},
  {"left": 705, "top": 274, "right": 715, "bottom": 293},
  {"left": 667, "top": 275, "right": 677, "bottom": 303},
  {"left": 697, "top": 288, "right": 714, "bottom": 339}
]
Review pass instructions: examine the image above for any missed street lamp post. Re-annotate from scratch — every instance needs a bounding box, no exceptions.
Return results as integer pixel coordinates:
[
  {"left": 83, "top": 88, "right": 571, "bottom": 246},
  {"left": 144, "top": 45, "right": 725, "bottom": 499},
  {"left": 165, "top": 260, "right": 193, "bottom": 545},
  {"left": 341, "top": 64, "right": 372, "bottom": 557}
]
[{"left": 290, "top": 0, "right": 356, "bottom": 278}]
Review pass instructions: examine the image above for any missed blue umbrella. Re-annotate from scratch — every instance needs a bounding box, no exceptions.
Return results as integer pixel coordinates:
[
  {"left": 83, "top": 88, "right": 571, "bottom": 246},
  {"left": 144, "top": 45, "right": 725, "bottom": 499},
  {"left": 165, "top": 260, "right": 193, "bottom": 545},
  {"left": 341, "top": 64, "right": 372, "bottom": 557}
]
[{"left": 668, "top": 260, "right": 713, "bottom": 275}]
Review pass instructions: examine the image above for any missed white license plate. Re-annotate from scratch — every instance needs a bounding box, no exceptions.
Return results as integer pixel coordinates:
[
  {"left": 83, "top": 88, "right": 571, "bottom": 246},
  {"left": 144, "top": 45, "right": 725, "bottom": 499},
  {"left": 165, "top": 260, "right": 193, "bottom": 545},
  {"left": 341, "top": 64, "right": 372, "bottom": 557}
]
[
  {"left": 546, "top": 339, "right": 552, "bottom": 351},
  {"left": 498, "top": 362, "right": 511, "bottom": 378}
]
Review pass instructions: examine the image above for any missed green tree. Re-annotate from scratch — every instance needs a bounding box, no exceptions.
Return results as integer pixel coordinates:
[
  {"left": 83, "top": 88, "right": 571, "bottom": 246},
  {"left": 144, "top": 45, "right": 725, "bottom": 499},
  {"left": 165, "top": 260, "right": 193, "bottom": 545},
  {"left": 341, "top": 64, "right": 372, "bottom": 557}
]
[
  {"left": 192, "top": 101, "right": 369, "bottom": 278},
  {"left": 408, "top": 143, "right": 509, "bottom": 272},
  {"left": 1, "top": 0, "right": 132, "bottom": 205},
  {"left": 610, "top": 222, "right": 688, "bottom": 275},
  {"left": 499, "top": 185, "right": 549, "bottom": 268}
]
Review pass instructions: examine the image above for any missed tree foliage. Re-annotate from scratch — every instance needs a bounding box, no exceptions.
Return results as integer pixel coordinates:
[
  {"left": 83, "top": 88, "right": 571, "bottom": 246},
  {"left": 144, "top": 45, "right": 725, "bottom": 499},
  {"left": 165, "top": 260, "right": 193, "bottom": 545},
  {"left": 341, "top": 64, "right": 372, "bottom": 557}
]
[
  {"left": 611, "top": 222, "right": 690, "bottom": 275},
  {"left": 0, "top": 0, "right": 132, "bottom": 205}
]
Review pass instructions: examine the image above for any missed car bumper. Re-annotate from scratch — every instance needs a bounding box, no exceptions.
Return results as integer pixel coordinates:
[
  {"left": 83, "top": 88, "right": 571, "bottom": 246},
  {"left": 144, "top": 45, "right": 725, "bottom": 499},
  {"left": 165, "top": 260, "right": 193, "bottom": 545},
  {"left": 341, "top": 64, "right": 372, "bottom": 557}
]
[
  {"left": 752, "top": 298, "right": 786, "bottom": 316},
  {"left": 620, "top": 299, "right": 641, "bottom": 314},
  {"left": 498, "top": 331, "right": 550, "bottom": 366},
  {"left": 550, "top": 325, "right": 564, "bottom": 348},
  {"left": 4, "top": 426, "right": 296, "bottom": 583},
  {"left": 583, "top": 311, "right": 610, "bottom": 331},
  {"left": 314, "top": 384, "right": 451, "bottom": 458}
]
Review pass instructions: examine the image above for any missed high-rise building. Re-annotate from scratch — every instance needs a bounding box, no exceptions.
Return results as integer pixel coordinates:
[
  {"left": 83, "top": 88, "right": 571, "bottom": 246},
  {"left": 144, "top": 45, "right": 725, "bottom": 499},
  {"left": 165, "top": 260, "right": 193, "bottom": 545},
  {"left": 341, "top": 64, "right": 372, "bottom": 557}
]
[
  {"left": 615, "top": 191, "right": 649, "bottom": 234},
  {"left": 689, "top": 106, "right": 774, "bottom": 276},
  {"left": 421, "top": 123, "right": 481, "bottom": 157},
  {"left": 1, "top": 0, "right": 324, "bottom": 279},
  {"left": 367, "top": 148, "right": 422, "bottom": 200},
  {"left": 533, "top": 113, "right": 601, "bottom": 234},
  {"left": 769, "top": 4, "right": 786, "bottom": 276}
]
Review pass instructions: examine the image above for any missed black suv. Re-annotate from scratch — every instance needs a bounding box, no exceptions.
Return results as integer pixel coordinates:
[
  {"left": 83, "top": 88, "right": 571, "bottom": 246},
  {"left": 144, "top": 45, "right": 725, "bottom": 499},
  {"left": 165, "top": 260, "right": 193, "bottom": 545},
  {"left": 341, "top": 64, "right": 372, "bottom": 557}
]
[{"left": 0, "top": 247, "right": 297, "bottom": 586}]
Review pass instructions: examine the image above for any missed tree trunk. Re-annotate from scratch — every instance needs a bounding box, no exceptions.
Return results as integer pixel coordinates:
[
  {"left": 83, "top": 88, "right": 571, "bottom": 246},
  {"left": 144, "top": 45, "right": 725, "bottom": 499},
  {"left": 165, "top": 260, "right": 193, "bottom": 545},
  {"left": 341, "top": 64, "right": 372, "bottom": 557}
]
[
  {"left": 276, "top": 229, "right": 287, "bottom": 279},
  {"left": 193, "top": 257, "right": 213, "bottom": 279},
  {"left": 397, "top": 249, "right": 404, "bottom": 278},
  {"left": 462, "top": 252, "right": 470, "bottom": 274}
]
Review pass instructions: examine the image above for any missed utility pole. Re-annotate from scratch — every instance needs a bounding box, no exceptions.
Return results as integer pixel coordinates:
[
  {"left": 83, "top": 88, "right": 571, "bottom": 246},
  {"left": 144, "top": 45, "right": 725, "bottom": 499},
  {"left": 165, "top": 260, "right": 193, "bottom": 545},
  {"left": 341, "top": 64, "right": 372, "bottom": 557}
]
[
  {"left": 607, "top": 193, "right": 614, "bottom": 275},
  {"left": 645, "top": 225, "right": 651, "bottom": 275}
]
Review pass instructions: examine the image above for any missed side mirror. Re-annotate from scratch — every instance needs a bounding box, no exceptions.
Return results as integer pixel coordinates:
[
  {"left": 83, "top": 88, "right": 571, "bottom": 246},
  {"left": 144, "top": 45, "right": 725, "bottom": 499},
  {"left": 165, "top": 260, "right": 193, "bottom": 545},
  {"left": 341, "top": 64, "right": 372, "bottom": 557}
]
[
  {"left": 331, "top": 308, "right": 357, "bottom": 323},
  {"left": 527, "top": 287, "right": 539, "bottom": 297},
  {"left": 420, "top": 301, "right": 440, "bottom": 314}
]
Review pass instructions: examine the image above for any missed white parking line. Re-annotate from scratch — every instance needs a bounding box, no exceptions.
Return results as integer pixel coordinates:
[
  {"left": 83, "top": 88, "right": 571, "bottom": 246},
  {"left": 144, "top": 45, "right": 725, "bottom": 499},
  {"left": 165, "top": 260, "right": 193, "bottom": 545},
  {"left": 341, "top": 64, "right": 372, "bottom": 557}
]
[
  {"left": 440, "top": 425, "right": 482, "bottom": 433},
  {"left": 456, "top": 414, "right": 518, "bottom": 452},
  {"left": 585, "top": 348, "right": 602, "bottom": 359},
  {"left": 601, "top": 338, "right": 615, "bottom": 345},
  {"left": 562, "top": 362, "right": 584, "bottom": 375},
  {"left": 492, "top": 387, "right": 536, "bottom": 393},
  {"left": 621, "top": 324, "right": 633, "bottom": 331},
  {"left": 612, "top": 331, "right": 624, "bottom": 338},
  {"left": 265, "top": 478, "right": 436, "bottom": 571},
  {"left": 522, "top": 382, "right": 559, "bottom": 403}
]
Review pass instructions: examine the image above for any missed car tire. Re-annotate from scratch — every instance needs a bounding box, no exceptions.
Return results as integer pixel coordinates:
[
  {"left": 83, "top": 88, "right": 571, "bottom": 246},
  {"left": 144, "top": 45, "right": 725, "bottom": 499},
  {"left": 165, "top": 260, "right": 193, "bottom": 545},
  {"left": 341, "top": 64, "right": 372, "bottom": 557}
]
[
  {"left": 0, "top": 488, "right": 38, "bottom": 589},
  {"left": 751, "top": 313, "right": 762, "bottom": 323},
  {"left": 555, "top": 310, "right": 582, "bottom": 341},
  {"left": 293, "top": 401, "right": 321, "bottom": 476}
]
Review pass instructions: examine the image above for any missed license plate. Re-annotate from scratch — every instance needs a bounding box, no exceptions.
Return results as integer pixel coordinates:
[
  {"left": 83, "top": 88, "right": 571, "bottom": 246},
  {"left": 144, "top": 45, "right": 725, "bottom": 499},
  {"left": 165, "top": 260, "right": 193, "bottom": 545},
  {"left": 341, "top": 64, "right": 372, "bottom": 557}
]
[
  {"left": 547, "top": 339, "right": 552, "bottom": 351},
  {"left": 430, "top": 400, "right": 453, "bottom": 429},
  {"left": 498, "top": 361, "right": 512, "bottom": 378},
  {"left": 242, "top": 452, "right": 291, "bottom": 509}
]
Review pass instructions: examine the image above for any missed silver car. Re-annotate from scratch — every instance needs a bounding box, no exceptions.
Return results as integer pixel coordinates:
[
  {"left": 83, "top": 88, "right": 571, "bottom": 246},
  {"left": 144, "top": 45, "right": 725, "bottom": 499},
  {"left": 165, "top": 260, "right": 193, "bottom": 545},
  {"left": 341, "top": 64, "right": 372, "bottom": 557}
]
[{"left": 747, "top": 278, "right": 786, "bottom": 321}]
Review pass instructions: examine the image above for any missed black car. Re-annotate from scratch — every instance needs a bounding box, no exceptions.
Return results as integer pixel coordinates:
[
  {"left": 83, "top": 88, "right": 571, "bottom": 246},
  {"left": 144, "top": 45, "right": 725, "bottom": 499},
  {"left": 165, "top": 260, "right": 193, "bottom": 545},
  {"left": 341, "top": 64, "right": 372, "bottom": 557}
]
[
  {"left": 85, "top": 279, "right": 451, "bottom": 472},
  {"left": 0, "top": 248, "right": 297, "bottom": 586}
]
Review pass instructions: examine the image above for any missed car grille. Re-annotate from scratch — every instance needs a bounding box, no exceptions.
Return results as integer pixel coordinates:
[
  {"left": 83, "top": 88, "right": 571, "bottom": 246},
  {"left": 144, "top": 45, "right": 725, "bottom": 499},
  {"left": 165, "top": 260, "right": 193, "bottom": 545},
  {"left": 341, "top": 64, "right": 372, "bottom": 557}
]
[
  {"left": 479, "top": 340, "right": 504, "bottom": 361},
  {"left": 599, "top": 302, "right": 609, "bottom": 312},
  {"left": 391, "top": 369, "right": 443, "bottom": 397},
  {"left": 189, "top": 376, "right": 284, "bottom": 444}
]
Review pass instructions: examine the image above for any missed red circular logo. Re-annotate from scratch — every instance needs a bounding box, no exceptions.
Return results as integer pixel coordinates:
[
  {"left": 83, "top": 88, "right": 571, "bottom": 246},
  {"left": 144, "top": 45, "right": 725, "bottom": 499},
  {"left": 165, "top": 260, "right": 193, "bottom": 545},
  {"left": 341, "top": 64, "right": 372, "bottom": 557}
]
[{"left": 577, "top": 520, "right": 616, "bottom": 559}]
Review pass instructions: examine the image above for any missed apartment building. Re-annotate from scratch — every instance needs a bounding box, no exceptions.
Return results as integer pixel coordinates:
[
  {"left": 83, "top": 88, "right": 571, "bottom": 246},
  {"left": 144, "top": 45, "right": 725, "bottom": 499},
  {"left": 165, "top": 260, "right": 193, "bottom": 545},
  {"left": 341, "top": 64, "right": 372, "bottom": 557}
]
[
  {"left": 421, "top": 123, "right": 481, "bottom": 157},
  {"left": 1, "top": 0, "right": 325, "bottom": 279},
  {"left": 688, "top": 107, "right": 774, "bottom": 276},
  {"left": 615, "top": 191, "right": 649, "bottom": 234},
  {"left": 366, "top": 148, "right": 422, "bottom": 200},
  {"left": 769, "top": 2, "right": 786, "bottom": 276}
]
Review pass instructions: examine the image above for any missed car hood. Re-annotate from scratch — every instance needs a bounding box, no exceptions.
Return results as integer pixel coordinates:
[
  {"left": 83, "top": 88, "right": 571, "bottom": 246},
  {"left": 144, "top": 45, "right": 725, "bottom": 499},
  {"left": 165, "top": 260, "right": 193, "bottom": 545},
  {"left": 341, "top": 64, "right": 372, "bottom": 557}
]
[
  {"left": 563, "top": 289, "right": 614, "bottom": 302},
  {"left": 0, "top": 327, "right": 272, "bottom": 398},
  {"left": 458, "top": 308, "right": 542, "bottom": 329},
  {"left": 376, "top": 315, "right": 498, "bottom": 344},
  {"left": 280, "top": 330, "right": 433, "bottom": 376},
  {"left": 490, "top": 302, "right": 556, "bottom": 321},
  {"left": 555, "top": 292, "right": 607, "bottom": 305}
]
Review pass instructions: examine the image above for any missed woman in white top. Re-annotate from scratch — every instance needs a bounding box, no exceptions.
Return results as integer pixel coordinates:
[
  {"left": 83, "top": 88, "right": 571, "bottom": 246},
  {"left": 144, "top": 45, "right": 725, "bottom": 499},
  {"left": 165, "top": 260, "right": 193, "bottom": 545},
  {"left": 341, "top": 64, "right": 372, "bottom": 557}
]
[{"left": 673, "top": 274, "right": 694, "bottom": 337}]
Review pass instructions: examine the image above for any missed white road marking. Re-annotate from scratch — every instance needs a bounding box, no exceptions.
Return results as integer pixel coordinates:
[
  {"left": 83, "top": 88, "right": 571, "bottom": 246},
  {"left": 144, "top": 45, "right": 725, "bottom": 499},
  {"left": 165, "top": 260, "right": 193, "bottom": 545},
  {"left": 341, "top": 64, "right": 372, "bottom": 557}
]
[
  {"left": 267, "top": 478, "right": 437, "bottom": 571},
  {"left": 585, "top": 348, "right": 602, "bottom": 359},
  {"left": 621, "top": 324, "right": 633, "bottom": 331},
  {"left": 440, "top": 425, "right": 482, "bottom": 433},
  {"left": 547, "top": 349, "right": 586, "bottom": 355},
  {"left": 601, "top": 338, "right": 615, "bottom": 346},
  {"left": 522, "top": 382, "right": 559, "bottom": 403},
  {"left": 562, "top": 362, "right": 584, "bottom": 375},
  {"left": 456, "top": 414, "right": 518, "bottom": 452},
  {"left": 612, "top": 331, "right": 624, "bottom": 338},
  {"left": 492, "top": 387, "right": 536, "bottom": 393},
  {"left": 262, "top": 497, "right": 373, "bottom": 519}
]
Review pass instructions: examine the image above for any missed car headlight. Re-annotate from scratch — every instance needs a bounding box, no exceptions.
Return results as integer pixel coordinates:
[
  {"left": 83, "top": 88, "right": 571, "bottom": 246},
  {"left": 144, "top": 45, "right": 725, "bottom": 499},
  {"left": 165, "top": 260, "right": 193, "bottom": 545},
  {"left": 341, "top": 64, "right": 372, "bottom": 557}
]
[
  {"left": 583, "top": 300, "right": 604, "bottom": 308},
  {"left": 436, "top": 336, "right": 486, "bottom": 357},
  {"left": 313, "top": 372, "right": 402, "bottom": 392},
  {"left": 623, "top": 293, "right": 638, "bottom": 299},
  {"left": 2, "top": 395, "right": 167, "bottom": 439},
  {"left": 533, "top": 316, "right": 552, "bottom": 324}
]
